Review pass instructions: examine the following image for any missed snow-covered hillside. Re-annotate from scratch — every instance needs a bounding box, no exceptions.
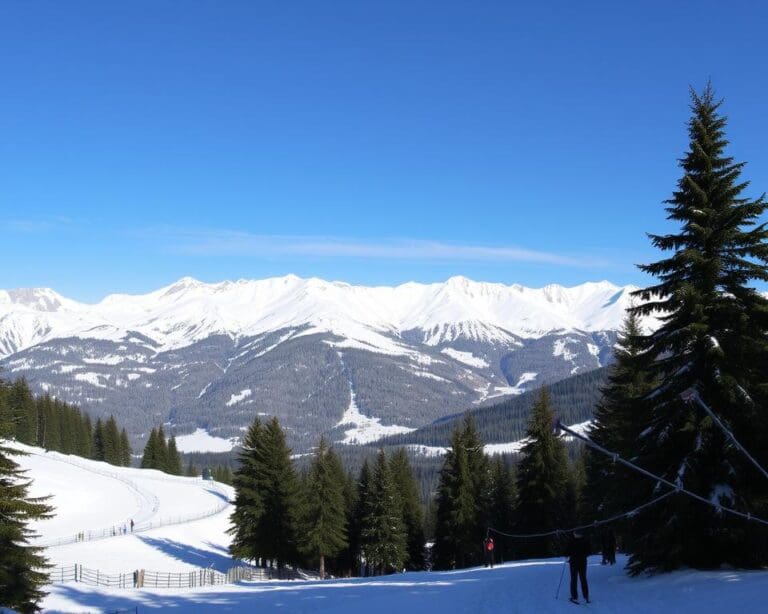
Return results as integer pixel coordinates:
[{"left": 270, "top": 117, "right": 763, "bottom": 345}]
[
  {"left": 0, "top": 275, "right": 649, "bottom": 357},
  {"left": 13, "top": 442, "right": 767, "bottom": 613}
]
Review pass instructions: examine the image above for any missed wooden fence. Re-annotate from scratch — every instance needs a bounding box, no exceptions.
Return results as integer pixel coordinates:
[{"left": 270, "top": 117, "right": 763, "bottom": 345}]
[{"left": 50, "top": 563, "right": 302, "bottom": 589}]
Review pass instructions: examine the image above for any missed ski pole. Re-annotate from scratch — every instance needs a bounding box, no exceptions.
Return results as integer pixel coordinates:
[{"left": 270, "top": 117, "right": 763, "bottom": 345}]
[{"left": 555, "top": 558, "right": 567, "bottom": 600}]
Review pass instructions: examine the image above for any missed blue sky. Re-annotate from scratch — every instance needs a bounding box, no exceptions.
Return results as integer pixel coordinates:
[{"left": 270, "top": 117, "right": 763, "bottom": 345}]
[{"left": 1, "top": 1, "right": 767, "bottom": 301}]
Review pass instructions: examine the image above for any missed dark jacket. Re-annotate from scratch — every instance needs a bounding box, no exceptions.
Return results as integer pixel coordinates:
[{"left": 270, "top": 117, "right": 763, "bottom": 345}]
[{"left": 566, "top": 535, "right": 590, "bottom": 563}]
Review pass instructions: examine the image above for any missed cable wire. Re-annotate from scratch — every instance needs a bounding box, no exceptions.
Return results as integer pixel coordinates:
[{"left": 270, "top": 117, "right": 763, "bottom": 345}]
[
  {"left": 488, "top": 490, "right": 676, "bottom": 539},
  {"left": 681, "top": 388, "right": 768, "bottom": 483},
  {"left": 557, "top": 421, "right": 768, "bottom": 528}
]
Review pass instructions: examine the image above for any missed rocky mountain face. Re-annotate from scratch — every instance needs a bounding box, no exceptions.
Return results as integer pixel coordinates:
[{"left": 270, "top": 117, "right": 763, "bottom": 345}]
[{"left": 0, "top": 276, "right": 647, "bottom": 452}]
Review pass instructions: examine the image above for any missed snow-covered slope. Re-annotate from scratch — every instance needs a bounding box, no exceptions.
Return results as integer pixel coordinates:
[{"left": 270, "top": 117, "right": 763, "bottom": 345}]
[
  {"left": 43, "top": 554, "right": 768, "bottom": 613},
  {"left": 12, "top": 442, "right": 234, "bottom": 574},
  {"left": 0, "top": 275, "right": 649, "bottom": 357}
]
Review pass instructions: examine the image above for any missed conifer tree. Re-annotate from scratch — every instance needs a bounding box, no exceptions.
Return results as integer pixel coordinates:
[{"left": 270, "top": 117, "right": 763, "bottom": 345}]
[
  {"left": 335, "top": 471, "right": 359, "bottom": 576},
  {"left": 103, "top": 416, "right": 121, "bottom": 465},
  {"left": 79, "top": 414, "right": 93, "bottom": 459},
  {"left": 432, "top": 414, "right": 489, "bottom": 569},
  {"left": 514, "top": 387, "right": 573, "bottom": 559},
  {"left": 229, "top": 417, "right": 299, "bottom": 568},
  {"left": 166, "top": 436, "right": 182, "bottom": 475},
  {"left": 119, "top": 429, "right": 131, "bottom": 467},
  {"left": 229, "top": 418, "right": 265, "bottom": 562},
  {"left": 0, "top": 420, "right": 53, "bottom": 612},
  {"left": 155, "top": 425, "right": 169, "bottom": 472},
  {"left": 40, "top": 396, "right": 60, "bottom": 452},
  {"left": 140, "top": 428, "right": 158, "bottom": 469},
  {"left": 628, "top": 84, "right": 768, "bottom": 572},
  {"left": 8, "top": 378, "right": 36, "bottom": 444},
  {"left": 389, "top": 448, "right": 425, "bottom": 570},
  {"left": 92, "top": 418, "right": 106, "bottom": 462},
  {"left": 347, "top": 460, "right": 371, "bottom": 575},
  {"left": 487, "top": 456, "right": 517, "bottom": 562},
  {"left": 361, "top": 449, "right": 406, "bottom": 574},
  {"left": 297, "top": 437, "right": 348, "bottom": 578}
]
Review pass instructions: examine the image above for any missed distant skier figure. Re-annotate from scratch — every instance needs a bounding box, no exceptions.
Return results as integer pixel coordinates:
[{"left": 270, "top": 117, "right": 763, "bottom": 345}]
[
  {"left": 483, "top": 536, "right": 495, "bottom": 568},
  {"left": 601, "top": 528, "right": 616, "bottom": 565},
  {"left": 130, "top": 519, "right": 135, "bottom": 533},
  {"left": 566, "top": 530, "right": 590, "bottom": 604}
]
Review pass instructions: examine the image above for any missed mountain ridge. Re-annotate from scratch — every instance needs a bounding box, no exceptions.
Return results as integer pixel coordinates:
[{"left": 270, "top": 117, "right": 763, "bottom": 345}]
[{"left": 0, "top": 275, "right": 651, "bottom": 359}]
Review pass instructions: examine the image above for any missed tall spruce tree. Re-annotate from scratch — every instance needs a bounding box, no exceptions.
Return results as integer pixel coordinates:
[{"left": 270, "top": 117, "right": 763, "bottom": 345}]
[
  {"left": 155, "top": 425, "right": 169, "bottom": 472},
  {"left": 432, "top": 414, "right": 489, "bottom": 569},
  {"left": 229, "top": 419, "right": 265, "bottom": 562},
  {"left": 166, "top": 436, "right": 182, "bottom": 475},
  {"left": 228, "top": 417, "right": 299, "bottom": 568},
  {"left": 140, "top": 428, "right": 158, "bottom": 469},
  {"left": 297, "top": 437, "right": 348, "bottom": 578},
  {"left": 102, "top": 416, "right": 121, "bottom": 466},
  {"left": 628, "top": 84, "right": 768, "bottom": 572},
  {"left": 389, "top": 448, "right": 425, "bottom": 570},
  {"left": 0, "top": 421, "right": 53, "bottom": 612},
  {"left": 514, "top": 387, "right": 573, "bottom": 559},
  {"left": 361, "top": 450, "right": 406, "bottom": 574}
]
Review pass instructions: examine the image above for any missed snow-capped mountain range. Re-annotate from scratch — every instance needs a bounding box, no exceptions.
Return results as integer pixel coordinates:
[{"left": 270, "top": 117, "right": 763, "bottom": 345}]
[
  {"left": 0, "top": 275, "right": 643, "bottom": 357},
  {"left": 0, "top": 275, "right": 651, "bottom": 452}
]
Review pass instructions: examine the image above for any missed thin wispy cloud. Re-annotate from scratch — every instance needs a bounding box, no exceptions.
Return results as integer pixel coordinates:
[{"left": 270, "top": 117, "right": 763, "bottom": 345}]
[
  {"left": 144, "top": 227, "right": 605, "bottom": 267},
  {"left": 0, "top": 216, "right": 73, "bottom": 233}
]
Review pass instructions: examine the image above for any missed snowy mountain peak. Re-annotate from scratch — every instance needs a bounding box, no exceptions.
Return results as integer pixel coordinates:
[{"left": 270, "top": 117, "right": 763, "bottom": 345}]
[{"left": 0, "top": 287, "right": 70, "bottom": 312}]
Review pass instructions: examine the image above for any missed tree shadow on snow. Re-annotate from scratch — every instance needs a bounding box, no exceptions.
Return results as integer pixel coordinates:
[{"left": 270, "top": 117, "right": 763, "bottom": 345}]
[{"left": 137, "top": 536, "right": 235, "bottom": 572}]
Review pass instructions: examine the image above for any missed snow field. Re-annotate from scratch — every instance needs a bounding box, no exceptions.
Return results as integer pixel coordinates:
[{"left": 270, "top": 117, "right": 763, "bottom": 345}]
[{"left": 41, "top": 555, "right": 768, "bottom": 613}]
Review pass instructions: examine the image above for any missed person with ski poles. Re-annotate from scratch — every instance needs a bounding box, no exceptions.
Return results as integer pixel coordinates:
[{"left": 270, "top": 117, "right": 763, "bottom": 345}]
[
  {"left": 565, "top": 530, "right": 590, "bottom": 604},
  {"left": 483, "top": 535, "right": 495, "bottom": 568}
]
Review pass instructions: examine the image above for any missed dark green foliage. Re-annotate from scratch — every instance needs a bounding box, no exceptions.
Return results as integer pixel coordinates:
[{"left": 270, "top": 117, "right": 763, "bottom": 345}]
[
  {"left": 514, "top": 388, "right": 574, "bottom": 559},
  {"left": 166, "top": 437, "right": 182, "bottom": 475},
  {"left": 334, "top": 471, "right": 359, "bottom": 577},
  {"left": 40, "top": 395, "right": 60, "bottom": 452},
  {"left": 228, "top": 417, "right": 299, "bottom": 568},
  {"left": 432, "top": 414, "right": 490, "bottom": 570},
  {"left": 119, "top": 429, "right": 131, "bottom": 467},
  {"left": 360, "top": 449, "right": 407, "bottom": 574},
  {"left": 389, "top": 448, "right": 425, "bottom": 570},
  {"left": 92, "top": 418, "right": 105, "bottom": 462},
  {"left": 155, "top": 425, "right": 169, "bottom": 472},
  {"left": 211, "top": 465, "right": 232, "bottom": 484},
  {"left": 583, "top": 312, "right": 655, "bottom": 539},
  {"left": 626, "top": 84, "right": 768, "bottom": 573},
  {"left": 102, "top": 416, "right": 121, "bottom": 466},
  {"left": 345, "top": 460, "right": 371, "bottom": 576},
  {"left": 0, "top": 417, "right": 54, "bottom": 613},
  {"left": 487, "top": 456, "right": 517, "bottom": 562},
  {"left": 140, "top": 428, "right": 157, "bottom": 469},
  {"left": 297, "top": 437, "right": 348, "bottom": 578}
]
